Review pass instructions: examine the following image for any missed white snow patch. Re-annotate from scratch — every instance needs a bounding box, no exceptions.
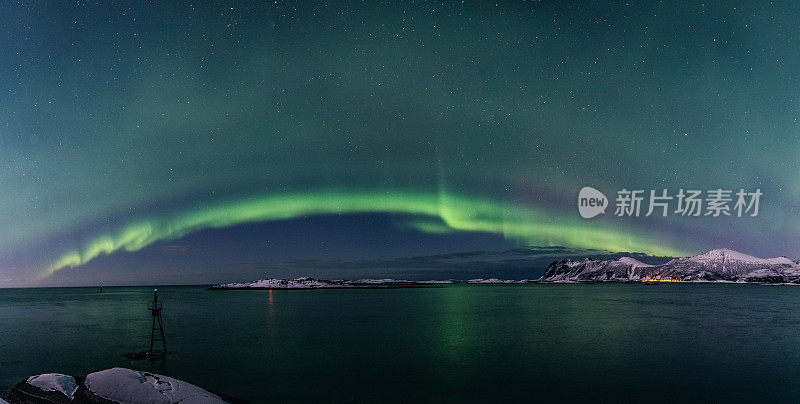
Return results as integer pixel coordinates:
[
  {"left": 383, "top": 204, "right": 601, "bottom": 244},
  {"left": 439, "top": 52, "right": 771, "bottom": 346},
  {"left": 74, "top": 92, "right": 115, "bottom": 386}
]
[
  {"left": 84, "top": 368, "right": 225, "bottom": 404},
  {"left": 767, "top": 257, "right": 795, "bottom": 265},
  {"left": 744, "top": 268, "right": 780, "bottom": 278},
  {"left": 26, "top": 373, "right": 77, "bottom": 399},
  {"left": 688, "top": 248, "right": 770, "bottom": 264},
  {"left": 618, "top": 257, "right": 655, "bottom": 268}
]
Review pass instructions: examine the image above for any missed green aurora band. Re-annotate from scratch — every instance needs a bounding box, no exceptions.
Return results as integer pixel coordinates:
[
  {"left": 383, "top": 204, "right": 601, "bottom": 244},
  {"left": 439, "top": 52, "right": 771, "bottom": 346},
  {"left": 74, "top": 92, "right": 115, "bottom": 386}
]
[{"left": 44, "top": 190, "right": 689, "bottom": 277}]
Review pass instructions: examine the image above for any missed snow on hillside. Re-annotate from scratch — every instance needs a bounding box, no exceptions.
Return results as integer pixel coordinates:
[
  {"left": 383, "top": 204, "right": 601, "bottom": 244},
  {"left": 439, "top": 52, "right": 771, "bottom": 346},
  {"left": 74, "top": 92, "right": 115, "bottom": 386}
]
[
  {"left": 617, "top": 257, "right": 655, "bottom": 268},
  {"left": 687, "top": 248, "right": 770, "bottom": 264},
  {"left": 767, "top": 257, "right": 795, "bottom": 265},
  {"left": 541, "top": 248, "right": 800, "bottom": 284}
]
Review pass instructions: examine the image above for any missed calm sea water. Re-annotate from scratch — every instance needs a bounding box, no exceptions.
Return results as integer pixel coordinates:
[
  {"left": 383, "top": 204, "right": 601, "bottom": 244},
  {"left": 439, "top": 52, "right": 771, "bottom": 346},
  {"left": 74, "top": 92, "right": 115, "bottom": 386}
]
[{"left": 2, "top": 284, "right": 800, "bottom": 402}]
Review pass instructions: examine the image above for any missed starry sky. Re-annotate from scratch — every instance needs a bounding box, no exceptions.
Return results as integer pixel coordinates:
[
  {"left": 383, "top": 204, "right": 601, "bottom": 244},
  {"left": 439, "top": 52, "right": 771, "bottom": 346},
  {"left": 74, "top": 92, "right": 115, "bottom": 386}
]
[{"left": 1, "top": 1, "right": 798, "bottom": 286}]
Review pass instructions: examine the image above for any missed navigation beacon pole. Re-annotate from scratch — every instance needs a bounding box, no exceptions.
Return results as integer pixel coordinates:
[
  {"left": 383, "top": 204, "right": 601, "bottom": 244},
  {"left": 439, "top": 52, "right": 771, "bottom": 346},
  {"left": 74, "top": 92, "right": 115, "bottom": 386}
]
[{"left": 148, "top": 289, "right": 166, "bottom": 355}]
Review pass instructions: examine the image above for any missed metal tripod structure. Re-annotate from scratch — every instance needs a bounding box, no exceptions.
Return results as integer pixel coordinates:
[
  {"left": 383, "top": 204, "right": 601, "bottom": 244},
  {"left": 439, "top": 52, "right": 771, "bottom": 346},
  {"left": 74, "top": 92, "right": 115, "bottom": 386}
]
[{"left": 148, "top": 289, "right": 166, "bottom": 355}]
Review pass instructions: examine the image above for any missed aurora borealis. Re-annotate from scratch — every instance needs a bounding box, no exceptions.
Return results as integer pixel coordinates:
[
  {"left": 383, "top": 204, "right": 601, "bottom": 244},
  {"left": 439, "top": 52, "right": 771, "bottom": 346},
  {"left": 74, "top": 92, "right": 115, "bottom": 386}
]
[
  {"left": 45, "top": 190, "right": 686, "bottom": 276},
  {"left": 1, "top": 1, "right": 799, "bottom": 286}
]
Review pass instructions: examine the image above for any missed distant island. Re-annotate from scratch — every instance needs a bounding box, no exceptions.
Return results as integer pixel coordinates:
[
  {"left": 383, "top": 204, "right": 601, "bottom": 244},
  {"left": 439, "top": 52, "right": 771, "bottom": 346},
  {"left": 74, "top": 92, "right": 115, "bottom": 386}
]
[
  {"left": 209, "top": 277, "right": 534, "bottom": 289},
  {"left": 210, "top": 249, "right": 800, "bottom": 289},
  {"left": 540, "top": 248, "right": 800, "bottom": 284}
]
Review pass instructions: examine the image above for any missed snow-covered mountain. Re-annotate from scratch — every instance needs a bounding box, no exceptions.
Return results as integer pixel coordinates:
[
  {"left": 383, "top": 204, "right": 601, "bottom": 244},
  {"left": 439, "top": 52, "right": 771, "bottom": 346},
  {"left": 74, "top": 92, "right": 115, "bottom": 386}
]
[{"left": 540, "top": 248, "right": 800, "bottom": 283}]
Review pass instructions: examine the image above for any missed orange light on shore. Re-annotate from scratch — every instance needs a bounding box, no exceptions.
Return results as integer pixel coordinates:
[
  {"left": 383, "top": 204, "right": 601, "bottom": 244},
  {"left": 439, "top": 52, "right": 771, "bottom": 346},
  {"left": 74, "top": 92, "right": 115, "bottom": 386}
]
[{"left": 642, "top": 278, "right": 680, "bottom": 283}]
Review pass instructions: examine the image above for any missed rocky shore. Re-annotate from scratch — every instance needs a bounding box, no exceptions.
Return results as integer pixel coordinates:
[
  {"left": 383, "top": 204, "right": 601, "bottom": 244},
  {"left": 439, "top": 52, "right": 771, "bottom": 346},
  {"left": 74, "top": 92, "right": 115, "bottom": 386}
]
[{"left": 6, "top": 368, "right": 234, "bottom": 404}]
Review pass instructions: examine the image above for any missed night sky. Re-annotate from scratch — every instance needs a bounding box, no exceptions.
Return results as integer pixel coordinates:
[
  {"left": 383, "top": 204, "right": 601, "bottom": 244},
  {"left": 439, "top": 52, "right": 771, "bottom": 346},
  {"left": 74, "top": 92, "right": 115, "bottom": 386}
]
[{"left": 1, "top": 1, "right": 798, "bottom": 286}]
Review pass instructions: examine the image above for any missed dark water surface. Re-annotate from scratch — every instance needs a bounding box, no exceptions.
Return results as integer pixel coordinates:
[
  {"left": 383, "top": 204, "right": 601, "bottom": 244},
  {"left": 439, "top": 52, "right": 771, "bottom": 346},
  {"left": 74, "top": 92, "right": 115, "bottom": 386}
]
[{"left": 2, "top": 284, "right": 800, "bottom": 402}]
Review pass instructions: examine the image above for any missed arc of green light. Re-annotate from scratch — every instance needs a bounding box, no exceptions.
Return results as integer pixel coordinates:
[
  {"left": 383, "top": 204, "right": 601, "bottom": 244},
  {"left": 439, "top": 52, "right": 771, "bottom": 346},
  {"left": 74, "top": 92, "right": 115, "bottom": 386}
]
[{"left": 45, "top": 190, "right": 689, "bottom": 276}]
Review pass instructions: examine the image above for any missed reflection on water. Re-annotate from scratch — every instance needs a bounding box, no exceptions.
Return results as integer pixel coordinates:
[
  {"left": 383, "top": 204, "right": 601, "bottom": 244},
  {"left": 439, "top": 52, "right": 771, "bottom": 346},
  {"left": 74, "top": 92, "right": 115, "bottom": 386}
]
[
  {"left": 267, "top": 289, "right": 275, "bottom": 318},
  {"left": 1, "top": 284, "right": 800, "bottom": 402}
]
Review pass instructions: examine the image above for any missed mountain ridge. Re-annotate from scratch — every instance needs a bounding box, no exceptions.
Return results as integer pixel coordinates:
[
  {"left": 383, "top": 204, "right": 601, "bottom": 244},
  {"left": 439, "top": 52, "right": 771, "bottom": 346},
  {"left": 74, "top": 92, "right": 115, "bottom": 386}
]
[{"left": 540, "top": 248, "right": 800, "bottom": 284}]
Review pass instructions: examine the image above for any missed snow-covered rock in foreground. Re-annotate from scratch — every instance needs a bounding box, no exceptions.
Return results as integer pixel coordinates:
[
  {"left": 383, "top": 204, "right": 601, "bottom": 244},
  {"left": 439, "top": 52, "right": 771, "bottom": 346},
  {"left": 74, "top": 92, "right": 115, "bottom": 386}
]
[
  {"left": 27, "top": 373, "right": 78, "bottom": 399},
  {"left": 541, "top": 248, "right": 800, "bottom": 284},
  {"left": 80, "top": 367, "right": 226, "bottom": 403},
  {"left": 10, "top": 373, "right": 78, "bottom": 403},
  {"left": 10, "top": 368, "right": 226, "bottom": 404}
]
